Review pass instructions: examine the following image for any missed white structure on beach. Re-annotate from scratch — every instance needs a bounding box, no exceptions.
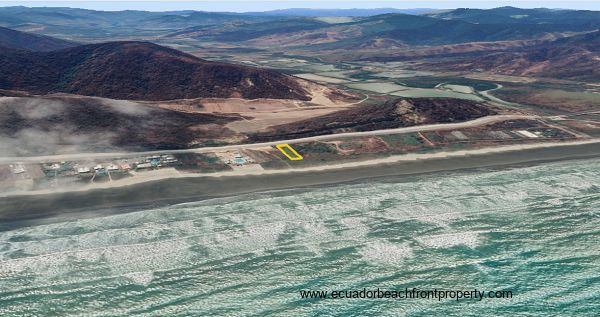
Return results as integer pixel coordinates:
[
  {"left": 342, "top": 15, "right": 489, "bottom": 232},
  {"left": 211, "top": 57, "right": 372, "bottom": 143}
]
[{"left": 77, "top": 167, "right": 91, "bottom": 174}]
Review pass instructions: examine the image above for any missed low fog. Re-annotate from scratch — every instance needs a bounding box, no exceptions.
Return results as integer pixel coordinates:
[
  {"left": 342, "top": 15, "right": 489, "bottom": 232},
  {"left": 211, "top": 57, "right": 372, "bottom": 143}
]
[
  {"left": 0, "top": 96, "right": 149, "bottom": 157},
  {"left": 0, "top": 94, "right": 236, "bottom": 157}
]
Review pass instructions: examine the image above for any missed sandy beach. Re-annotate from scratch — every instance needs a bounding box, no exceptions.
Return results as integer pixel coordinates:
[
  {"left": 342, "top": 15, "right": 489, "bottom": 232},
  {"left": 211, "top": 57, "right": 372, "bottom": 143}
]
[
  {"left": 2, "top": 139, "right": 600, "bottom": 225},
  {"left": 3, "top": 138, "right": 600, "bottom": 198}
]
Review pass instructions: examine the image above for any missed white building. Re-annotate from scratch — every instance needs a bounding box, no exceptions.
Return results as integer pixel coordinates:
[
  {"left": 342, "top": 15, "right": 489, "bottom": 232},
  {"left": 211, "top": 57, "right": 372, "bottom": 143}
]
[{"left": 77, "top": 167, "right": 91, "bottom": 173}]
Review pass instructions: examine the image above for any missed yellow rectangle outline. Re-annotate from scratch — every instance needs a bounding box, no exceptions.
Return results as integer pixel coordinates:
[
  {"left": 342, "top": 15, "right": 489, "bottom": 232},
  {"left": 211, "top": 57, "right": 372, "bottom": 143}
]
[{"left": 276, "top": 143, "right": 303, "bottom": 160}]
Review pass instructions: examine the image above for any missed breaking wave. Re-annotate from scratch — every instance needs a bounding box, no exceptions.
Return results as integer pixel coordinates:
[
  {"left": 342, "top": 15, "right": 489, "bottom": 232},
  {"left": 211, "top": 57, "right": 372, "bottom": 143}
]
[{"left": 1, "top": 159, "right": 599, "bottom": 316}]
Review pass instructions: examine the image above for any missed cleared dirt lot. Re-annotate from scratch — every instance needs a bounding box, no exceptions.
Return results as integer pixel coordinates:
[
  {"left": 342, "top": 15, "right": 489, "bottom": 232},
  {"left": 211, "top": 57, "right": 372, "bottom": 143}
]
[
  {"left": 226, "top": 107, "right": 348, "bottom": 133},
  {"left": 200, "top": 98, "right": 303, "bottom": 112}
]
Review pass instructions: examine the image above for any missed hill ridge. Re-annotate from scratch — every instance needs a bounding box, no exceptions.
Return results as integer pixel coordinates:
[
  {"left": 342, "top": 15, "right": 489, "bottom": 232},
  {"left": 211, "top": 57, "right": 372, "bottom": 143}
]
[{"left": 0, "top": 41, "right": 314, "bottom": 101}]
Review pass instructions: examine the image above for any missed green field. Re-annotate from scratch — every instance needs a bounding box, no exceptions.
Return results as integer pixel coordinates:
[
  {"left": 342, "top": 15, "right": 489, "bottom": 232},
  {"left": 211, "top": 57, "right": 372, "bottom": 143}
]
[
  {"left": 396, "top": 76, "right": 498, "bottom": 91},
  {"left": 390, "top": 88, "right": 482, "bottom": 100},
  {"left": 345, "top": 82, "right": 409, "bottom": 93}
]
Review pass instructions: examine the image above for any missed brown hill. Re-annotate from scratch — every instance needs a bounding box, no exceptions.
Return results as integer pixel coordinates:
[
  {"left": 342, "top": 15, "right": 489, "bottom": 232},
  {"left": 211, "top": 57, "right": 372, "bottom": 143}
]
[
  {"left": 0, "top": 26, "right": 75, "bottom": 51},
  {"left": 0, "top": 41, "right": 313, "bottom": 101},
  {"left": 249, "top": 98, "right": 494, "bottom": 141},
  {"left": 439, "top": 31, "right": 600, "bottom": 81}
]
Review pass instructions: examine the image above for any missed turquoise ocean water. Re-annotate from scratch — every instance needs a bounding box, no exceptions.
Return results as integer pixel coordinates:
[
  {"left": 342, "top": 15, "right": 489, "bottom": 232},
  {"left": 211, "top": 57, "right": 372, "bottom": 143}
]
[{"left": 0, "top": 159, "right": 599, "bottom": 316}]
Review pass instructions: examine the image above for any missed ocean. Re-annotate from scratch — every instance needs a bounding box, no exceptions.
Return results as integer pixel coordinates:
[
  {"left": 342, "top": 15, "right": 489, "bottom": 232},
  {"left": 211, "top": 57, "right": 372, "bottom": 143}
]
[{"left": 0, "top": 159, "right": 599, "bottom": 316}]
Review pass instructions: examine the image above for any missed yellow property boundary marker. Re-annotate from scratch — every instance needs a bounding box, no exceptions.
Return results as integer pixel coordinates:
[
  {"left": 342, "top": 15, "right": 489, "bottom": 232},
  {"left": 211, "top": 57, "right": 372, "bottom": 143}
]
[{"left": 276, "top": 144, "right": 303, "bottom": 161}]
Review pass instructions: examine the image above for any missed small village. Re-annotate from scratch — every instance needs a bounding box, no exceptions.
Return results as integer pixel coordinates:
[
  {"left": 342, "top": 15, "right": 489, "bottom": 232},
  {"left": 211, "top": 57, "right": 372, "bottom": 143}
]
[{"left": 0, "top": 151, "right": 261, "bottom": 192}]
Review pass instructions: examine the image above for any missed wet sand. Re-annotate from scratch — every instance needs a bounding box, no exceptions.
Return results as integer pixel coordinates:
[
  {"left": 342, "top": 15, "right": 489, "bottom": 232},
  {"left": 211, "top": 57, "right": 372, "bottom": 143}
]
[{"left": 2, "top": 141, "right": 600, "bottom": 228}]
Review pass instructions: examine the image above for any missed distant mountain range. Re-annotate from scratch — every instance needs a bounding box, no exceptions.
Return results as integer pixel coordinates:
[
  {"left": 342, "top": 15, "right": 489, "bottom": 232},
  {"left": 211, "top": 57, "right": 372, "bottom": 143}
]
[
  {"left": 167, "top": 17, "right": 331, "bottom": 42},
  {"left": 0, "top": 6, "right": 278, "bottom": 39},
  {"left": 245, "top": 8, "right": 435, "bottom": 17},
  {"left": 4, "top": 6, "right": 600, "bottom": 45},
  {"left": 0, "top": 38, "right": 314, "bottom": 101},
  {"left": 0, "top": 26, "right": 76, "bottom": 51},
  {"left": 425, "top": 6, "right": 600, "bottom": 26},
  {"left": 168, "top": 8, "right": 600, "bottom": 47}
]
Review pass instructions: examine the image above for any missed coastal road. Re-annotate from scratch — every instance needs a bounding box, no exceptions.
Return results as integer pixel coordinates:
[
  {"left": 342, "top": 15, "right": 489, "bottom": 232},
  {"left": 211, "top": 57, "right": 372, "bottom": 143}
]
[{"left": 0, "top": 114, "right": 536, "bottom": 163}]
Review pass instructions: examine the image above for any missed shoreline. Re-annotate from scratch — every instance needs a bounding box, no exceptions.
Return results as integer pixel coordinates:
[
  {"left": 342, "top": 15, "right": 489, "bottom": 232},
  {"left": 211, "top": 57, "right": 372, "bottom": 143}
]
[
  {"left": 3, "top": 138, "right": 600, "bottom": 198},
  {"left": 2, "top": 140, "right": 600, "bottom": 225}
]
